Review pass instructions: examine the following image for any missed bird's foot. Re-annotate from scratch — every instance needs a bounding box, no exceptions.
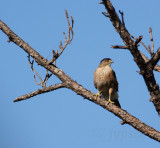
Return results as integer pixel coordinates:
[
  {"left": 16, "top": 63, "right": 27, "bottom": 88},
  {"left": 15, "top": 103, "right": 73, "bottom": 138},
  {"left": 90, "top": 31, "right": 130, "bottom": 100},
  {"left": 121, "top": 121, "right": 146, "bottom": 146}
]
[
  {"left": 107, "top": 98, "right": 114, "bottom": 104},
  {"left": 93, "top": 91, "right": 101, "bottom": 99}
]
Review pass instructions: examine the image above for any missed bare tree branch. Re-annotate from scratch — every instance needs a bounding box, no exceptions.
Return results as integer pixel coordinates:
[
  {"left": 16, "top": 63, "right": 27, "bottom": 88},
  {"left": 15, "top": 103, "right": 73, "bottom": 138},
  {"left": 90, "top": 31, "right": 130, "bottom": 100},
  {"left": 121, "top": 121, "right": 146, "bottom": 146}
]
[
  {"left": 112, "top": 44, "right": 160, "bottom": 72},
  {"left": 135, "top": 35, "right": 143, "bottom": 46},
  {"left": 139, "top": 52, "right": 160, "bottom": 72},
  {"left": 102, "top": 0, "right": 160, "bottom": 114},
  {"left": 99, "top": 2, "right": 104, "bottom": 4},
  {"left": 1, "top": 14, "right": 160, "bottom": 142},
  {"left": 43, "top": 70, "right": 52, "bottom": 87},
  {"left": 28, "top": 55, "right": 52, "bottom": 87},
  {"left": 119, "top": 10, "right": 125, "bottom": 26},
  {"left": 48, "top": 10, "right": 74, "bottom": 65},
  {"left": 149, "top": 48, "right": 160, "bottom": 69},
  {"left": 111, "top": 45, "right": 129, "bottom": 49},
  {"left": 102, "top": 11, "right": 110, "bottom": 17},
  {"left": 149, "top": 27, "right": 154, "bottom": 54},
  {"left": 131, "top": 34, "right": 152, "bottom": 55},
  {"left": 14, "top": 83, "right": 65, "bottom": 102},
  {"left": 28, "top": 55, "right": 44, "bottom": 86}
]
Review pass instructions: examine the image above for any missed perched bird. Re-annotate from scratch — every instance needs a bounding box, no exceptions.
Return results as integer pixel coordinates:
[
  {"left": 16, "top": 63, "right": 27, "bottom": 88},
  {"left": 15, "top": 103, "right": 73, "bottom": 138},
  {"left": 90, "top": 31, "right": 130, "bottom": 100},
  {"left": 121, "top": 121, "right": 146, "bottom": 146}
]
[{"left": 94, "top": 58, "right": 121, "bottom": 108}]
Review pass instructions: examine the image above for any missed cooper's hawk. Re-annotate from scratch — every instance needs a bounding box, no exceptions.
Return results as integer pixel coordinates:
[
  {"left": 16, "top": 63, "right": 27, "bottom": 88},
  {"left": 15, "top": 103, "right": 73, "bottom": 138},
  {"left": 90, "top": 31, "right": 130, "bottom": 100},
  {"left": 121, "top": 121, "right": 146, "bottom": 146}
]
[{"left": 94, "top": 58, "right": 121, "bottom": 107}]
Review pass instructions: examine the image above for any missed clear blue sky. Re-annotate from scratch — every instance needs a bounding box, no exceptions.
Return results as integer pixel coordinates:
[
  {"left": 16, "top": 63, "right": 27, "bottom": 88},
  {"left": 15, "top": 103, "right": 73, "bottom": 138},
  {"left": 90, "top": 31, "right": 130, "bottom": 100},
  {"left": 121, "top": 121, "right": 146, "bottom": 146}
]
[{"left": 0, "top": 0, "right": 160, "bottom": 147}]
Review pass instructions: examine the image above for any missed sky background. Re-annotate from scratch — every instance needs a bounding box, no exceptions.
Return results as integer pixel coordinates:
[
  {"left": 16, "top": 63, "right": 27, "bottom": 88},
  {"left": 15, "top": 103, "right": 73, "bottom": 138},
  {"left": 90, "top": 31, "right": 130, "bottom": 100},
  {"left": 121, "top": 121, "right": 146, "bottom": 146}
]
[{"left": 0, "top": 0, "right": 160, "bottom": 147}]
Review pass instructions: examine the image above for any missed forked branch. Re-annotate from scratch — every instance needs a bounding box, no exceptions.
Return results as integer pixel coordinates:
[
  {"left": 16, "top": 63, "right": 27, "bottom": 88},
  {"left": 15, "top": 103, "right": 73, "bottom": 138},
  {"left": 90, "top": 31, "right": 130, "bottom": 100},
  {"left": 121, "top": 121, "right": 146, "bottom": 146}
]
[
  {"left": 48, "top": 10, "right": 74, "bottom": 65},
  {"left": 28, "top": 55, "right": 52, "bottom": 87},
  {"left": 28, "top": 55, "right": 44, "bottom": 86},
  {"left": 131, "top": 34, "right": 151, "bottom": 54},
  {"left": 149, "top": 47, "right": 160, "bottom": 68}
]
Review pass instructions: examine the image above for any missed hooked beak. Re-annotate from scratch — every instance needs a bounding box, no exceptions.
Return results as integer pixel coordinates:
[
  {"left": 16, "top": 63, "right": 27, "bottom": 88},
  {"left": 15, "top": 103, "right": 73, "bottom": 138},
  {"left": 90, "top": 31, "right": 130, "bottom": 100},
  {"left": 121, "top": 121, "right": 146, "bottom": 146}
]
[{"left": 110, "top": 60, "right": 114, "bottom": 64}]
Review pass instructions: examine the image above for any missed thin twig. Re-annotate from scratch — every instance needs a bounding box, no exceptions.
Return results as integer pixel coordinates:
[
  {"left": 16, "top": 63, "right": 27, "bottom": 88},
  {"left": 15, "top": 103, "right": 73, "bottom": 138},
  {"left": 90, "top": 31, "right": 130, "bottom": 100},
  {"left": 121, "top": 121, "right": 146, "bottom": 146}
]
[
  {"left": 112, "top": 45, "right": 129, "bottom": 49},
  {"left": 43, "top": 70, "right": 52, "bottom": 87},
  {"left": 33, "top": 75, "right": 41, "bottom": 85},
  {"left": 102, "top": 11, "right": 110, "bottom": 17},
  {"left": 135, "top": 35, "right": 143, "bottom": 46},
  {"left": 28, "top": 55, "right": 44, "bottom": 86},
  {"left": 149, "top": 27, "right": 154, "bottom": 54},
  {"left": 99, "top": 2, "right": 104, "bottom": 4},
  {"left": 119, "top": 10, "right": 125, "bottom": 26},
  {"left": 28, "top": 55, "right": 52, "bottom": 87},
  {"left": 48, "top": 10, "right": 74, "bottom": 64},
  {"left": 131, "top": 34, "right": 151, "bottom": 54}
]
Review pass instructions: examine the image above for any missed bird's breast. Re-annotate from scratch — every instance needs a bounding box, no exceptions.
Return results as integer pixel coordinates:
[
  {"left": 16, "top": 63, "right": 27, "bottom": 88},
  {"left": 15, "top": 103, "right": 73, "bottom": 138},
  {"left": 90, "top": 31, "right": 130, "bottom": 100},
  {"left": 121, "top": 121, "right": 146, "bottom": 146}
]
[{"left": 94, "top": 66, "right": 112, "bottom": 91}]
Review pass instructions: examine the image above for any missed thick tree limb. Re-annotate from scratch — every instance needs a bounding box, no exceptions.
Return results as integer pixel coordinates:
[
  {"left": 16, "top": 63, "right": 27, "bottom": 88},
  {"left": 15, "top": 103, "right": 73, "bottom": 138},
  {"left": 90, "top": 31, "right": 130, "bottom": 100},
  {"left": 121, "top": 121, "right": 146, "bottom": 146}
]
[
  {"left": 1, "top": 18, "right": 160, "bottom": 142},
  {"left": 140, "top": 52, "right": 160, "bottom": 72},
  {"left": 102, "top": 0, "right": 160, "bottom": 114},
  {"left": 14, "top": 83, "right": 66, "bottom": 102}
]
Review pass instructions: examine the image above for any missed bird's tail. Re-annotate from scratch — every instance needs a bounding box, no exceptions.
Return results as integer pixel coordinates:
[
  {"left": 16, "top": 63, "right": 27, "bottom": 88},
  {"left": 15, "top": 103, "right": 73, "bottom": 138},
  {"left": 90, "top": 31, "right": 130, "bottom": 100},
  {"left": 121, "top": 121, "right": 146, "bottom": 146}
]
[{"left": 114, "top": 99, "right": 121, "bottom": 108}]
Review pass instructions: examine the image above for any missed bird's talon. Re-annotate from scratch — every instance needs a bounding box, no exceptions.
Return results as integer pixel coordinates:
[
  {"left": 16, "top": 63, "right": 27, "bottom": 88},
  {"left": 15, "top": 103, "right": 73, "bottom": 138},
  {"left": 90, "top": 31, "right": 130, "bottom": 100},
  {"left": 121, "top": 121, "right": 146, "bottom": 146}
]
[
  {"left": 107, "top": 99, "right": 114, "bottom": 104},
  {"left": 93, "top": 92, "right": 101, "bottom": 99}
]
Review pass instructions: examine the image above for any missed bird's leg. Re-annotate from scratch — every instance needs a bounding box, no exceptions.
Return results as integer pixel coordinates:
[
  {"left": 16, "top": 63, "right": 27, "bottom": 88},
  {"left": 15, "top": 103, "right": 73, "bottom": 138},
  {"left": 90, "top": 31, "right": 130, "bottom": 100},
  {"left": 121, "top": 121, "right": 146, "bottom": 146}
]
[
  {"left": 94, "top": 91, "right": 102, "bottom": 98},
  {"left": 107, "top": 88, "right": 114, "bottom": 104},
  {"left": 107, "top": 96, "right": 114, "bottom": 104}
]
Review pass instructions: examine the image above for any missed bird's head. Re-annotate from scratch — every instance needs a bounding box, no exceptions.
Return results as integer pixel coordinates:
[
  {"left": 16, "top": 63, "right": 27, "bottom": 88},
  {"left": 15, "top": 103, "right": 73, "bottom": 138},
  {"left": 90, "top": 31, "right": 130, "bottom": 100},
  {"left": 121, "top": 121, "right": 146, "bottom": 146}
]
[{"left": 99, "top": 58, "right": 113, "bottom": 67}]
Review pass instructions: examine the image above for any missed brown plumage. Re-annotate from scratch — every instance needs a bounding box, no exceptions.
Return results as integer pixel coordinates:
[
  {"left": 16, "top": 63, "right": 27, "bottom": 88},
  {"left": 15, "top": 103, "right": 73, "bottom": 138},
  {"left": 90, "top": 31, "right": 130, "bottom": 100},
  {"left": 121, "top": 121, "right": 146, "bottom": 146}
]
[{"left": 94, "top": 58, "right": 121, "bottom": 108}]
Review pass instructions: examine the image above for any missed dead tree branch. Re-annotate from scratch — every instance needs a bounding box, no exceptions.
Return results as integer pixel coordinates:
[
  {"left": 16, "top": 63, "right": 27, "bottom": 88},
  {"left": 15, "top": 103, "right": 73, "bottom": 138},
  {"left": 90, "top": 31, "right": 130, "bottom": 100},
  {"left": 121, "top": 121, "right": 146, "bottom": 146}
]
[
  {"left": 28, "top": 55, "right": 44, "bottom": 86},
  {"left": 149, "top": 48, "right": 160, "bottom": 70},
  {"left": 111, "top": 45, "right": 129, "bottom": 49},
  {"left": 43, "top": 70, "right": 52, "bottom": 86},
  {"left": 139, "top": 52, "right": 160, "bottom": 72},
  {"left": 0, "top": 13, "right": 160, "bottom": 141},
  {"left": 149, "top": 27, "right": 154, "bottom": 54},
  {"left": 131, "top": 34, "right": 152, "bottom": 55},
  {"left": 112, "top": 38, "right": 160, "bottom": 72},
  {"left": 1, "top": 14, "right": 160, "bottom": 142},
  {"left": 119, "top": 10, "right": 125, "bottom": 26},
  {"left": 135, "top": 35, "right": 143, "bottom": 46},
  {"left": 14, "top": 83, "right": 66, "bottom": 102},
  {"left": 28, "top": 55, "right": 52, "bottom": 87},
  {"left": 48, "top": 10, "right": 74, "bottom": 65},
  {"left": 102, "top": 0, "right": 160, "bottom": 114},
  {"left": 102, "top": 11, "right": 110, "bottom": 17}
]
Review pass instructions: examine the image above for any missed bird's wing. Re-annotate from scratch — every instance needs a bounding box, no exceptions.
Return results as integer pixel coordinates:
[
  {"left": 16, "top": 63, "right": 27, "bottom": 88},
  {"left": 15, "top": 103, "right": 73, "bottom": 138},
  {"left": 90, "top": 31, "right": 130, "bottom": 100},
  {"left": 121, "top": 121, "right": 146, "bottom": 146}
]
[
  {"left": 93, "top": 69, "right": 98, "bottom": 89},
  {"left": 111, "top": 70, "right": 119, "bottom": 91}
]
